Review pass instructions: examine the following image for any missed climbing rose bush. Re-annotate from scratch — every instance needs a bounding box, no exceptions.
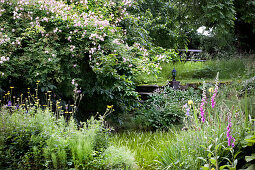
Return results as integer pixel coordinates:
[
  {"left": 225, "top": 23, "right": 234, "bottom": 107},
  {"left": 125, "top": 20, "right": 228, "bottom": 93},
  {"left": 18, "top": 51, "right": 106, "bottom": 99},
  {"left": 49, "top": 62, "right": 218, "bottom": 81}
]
[{"left": 0, "top": 0, "right": 176, "bottom": 115}]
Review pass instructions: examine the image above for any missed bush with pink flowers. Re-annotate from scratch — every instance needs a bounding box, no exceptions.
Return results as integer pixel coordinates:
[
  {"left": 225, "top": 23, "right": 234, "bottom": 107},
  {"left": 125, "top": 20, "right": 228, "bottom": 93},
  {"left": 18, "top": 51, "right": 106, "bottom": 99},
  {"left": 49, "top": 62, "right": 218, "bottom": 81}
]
[{"left": 0, "top": 0, "right": 177, "bottom": 116}]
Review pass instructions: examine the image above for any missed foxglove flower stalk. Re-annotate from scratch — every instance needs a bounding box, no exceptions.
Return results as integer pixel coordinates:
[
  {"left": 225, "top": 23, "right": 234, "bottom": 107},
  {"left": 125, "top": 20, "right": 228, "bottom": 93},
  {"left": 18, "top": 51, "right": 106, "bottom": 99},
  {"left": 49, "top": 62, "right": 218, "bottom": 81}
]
[
  {"left": 211, "top": 72, "right": 219, "bottom": 108},
  {"left": 200, "top": 81, "right": 207, "bottom": 123},
  {"left": 226, "top": 116, "right": 235, "bottom": 147}
]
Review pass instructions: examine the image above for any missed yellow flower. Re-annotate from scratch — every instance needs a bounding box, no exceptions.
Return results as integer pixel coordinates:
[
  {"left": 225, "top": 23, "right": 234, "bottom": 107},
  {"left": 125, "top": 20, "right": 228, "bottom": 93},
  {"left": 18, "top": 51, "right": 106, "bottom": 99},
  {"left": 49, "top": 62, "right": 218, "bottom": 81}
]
[
  {"left": 10, "top": 86, "right": 14, "bottom": 89},
  {"left": 209, "top": 87, "right": 214, "bottom": 93},
  {"left": 36, "top": 80, "right": 40, "bottom": 83},
  {"left": 107, "top": 105, "right": 113, "bottom": 109},
  {"left": 211, "top": 168, "right": 215, "bottom": 170},
  {"left": 188, "top": 100, "right": 193, "bottom": 105}
]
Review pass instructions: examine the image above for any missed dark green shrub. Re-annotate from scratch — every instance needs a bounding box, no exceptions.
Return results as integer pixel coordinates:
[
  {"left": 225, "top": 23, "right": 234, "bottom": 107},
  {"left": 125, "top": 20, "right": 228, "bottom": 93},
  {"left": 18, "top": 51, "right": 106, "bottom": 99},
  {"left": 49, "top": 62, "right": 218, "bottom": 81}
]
[{"left": 135, "top": 87, "right": 201, "bottom": 130}]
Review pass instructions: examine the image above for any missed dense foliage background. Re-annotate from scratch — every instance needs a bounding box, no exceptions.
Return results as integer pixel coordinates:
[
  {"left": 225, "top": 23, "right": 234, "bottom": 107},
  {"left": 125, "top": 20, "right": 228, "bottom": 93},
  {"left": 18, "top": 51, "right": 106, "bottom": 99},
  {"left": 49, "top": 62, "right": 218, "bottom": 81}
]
[
  {"left": 0, "top": 0, "right": 254, "bottom": 121},
  {"left": 0, "top": 1, "right": 255, "bottom": 169}
]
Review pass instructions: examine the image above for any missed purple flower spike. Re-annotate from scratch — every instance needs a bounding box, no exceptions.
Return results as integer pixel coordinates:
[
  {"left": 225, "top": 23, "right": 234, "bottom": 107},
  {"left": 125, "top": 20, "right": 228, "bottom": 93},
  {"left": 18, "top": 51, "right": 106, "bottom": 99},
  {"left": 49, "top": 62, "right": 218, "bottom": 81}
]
[
  {"left": 226, "top": 116, "right": 235, "bottom": 148},
  {"left": 232, "top": 138, "right": 235, "bottom": 148}
]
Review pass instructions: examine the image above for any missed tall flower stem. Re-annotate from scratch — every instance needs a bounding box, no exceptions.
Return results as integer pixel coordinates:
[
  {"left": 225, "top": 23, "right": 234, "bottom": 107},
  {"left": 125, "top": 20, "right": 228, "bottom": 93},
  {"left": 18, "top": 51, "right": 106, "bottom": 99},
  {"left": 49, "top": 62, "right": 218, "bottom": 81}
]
[
  {"left": 211, "top": 72, "right": 219, "bottom": 109},
  {"left": 227, "top": 114, "right": 235, "bottom": 148},
  {"left": 200, "top": 81, "right": 207, "bottom": 123},
  {"left": 193, "top": 105, "right": 199, "bottom": 127}
]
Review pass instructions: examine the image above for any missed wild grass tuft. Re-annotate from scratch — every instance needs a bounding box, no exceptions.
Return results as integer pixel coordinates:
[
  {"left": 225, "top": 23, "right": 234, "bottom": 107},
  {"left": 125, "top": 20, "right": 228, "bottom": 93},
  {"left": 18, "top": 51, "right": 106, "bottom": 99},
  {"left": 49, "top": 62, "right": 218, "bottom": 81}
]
[{"left": 110, "top": 130, "right": 173, "bottom": 169}]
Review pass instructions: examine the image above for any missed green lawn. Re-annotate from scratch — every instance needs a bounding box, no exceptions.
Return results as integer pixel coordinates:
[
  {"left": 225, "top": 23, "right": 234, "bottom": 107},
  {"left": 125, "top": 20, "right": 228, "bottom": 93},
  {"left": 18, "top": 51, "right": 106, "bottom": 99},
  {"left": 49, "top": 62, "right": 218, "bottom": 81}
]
[{"left": 135, "top": 56, "right": 255, "bottom": 85}]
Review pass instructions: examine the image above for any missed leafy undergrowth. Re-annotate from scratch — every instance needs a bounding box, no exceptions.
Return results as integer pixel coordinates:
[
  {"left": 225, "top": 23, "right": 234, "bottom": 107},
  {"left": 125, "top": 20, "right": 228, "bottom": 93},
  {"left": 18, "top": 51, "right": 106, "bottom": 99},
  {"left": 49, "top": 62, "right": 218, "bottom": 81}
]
[
  {"left": 1, "top": 74, "right": 255, "bottom": 170},
  {"left": 0, "top": 108, "right": 137, "bottom": 169}
]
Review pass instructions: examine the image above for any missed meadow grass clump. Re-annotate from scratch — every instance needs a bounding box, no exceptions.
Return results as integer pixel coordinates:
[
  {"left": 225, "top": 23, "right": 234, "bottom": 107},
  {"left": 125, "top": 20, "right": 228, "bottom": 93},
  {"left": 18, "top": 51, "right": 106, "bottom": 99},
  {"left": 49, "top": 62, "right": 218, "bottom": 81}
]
[
  {"left": 103, "top": 145, "right": 137, "bottom": 169},
  {"left": 110, "top": 130, "right": 173, "bottom": 169}
]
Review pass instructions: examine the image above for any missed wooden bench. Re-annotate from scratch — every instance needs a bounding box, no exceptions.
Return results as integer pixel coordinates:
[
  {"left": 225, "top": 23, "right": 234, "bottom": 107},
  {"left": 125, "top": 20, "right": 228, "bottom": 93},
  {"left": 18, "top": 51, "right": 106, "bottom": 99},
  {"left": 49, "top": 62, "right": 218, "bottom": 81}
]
[{"left": 177, "top": 49, "right": 204, "bottom": 62}]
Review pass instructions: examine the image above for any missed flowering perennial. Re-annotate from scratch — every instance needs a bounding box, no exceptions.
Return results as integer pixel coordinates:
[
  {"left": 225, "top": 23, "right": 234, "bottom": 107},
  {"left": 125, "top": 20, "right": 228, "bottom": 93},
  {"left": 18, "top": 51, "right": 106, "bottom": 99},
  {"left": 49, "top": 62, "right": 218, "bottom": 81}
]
[
  {"left": 211, "top": 72, "right": 219, "bottom": 108},
  {"left": 200, "top": 81, "right": 207, "bottom": 123},
  {"left": 226, "top": 115, "right": 235, "bottom": 147}
]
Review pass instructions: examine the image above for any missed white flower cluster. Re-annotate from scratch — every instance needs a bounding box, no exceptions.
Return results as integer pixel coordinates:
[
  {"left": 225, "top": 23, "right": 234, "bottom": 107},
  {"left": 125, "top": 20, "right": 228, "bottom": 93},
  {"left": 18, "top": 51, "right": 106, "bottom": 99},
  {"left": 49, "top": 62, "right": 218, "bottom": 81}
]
[
  {"left": 89, "top": 33, "right": 106, "bottom": 42},
  {"left": 112, "top": 39, "right": 121, "bottom": 45},
  {"left": 134, "top": 43, "right": 148, "bottom": 56},
  {"left": 0, "top": 7, "right": 5, "bottom": 16},
  {"left": 123, "top": 0, "right": 133, "bottom": 7},
  {"left": 0, "top": 56, "right": 9, "bottom": 64},
  {"left": 0, "top": 31, "right": 10, "bottom": 45}
]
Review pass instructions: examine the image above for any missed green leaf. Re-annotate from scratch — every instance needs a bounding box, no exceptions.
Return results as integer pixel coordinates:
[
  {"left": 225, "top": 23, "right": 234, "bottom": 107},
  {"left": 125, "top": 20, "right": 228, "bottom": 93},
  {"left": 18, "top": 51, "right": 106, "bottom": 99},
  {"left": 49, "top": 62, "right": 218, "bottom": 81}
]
[
  {"left": 215, "top": 144, "right": 220, "bottom": 151},
  {"left": 245, "top": 154, "right": 255, "bottom": 162},
  {"left": 220, "top": 165, "right": 229, "bottom": 170},
  {"left": 201, "top": 166, "right": 210, "bottom": 170},
  {"left": 210, "top": 158, "right": 217, "bottom": 166},
  {"left": 197, "top": 157, "right": 207, "bottom": 162}
]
